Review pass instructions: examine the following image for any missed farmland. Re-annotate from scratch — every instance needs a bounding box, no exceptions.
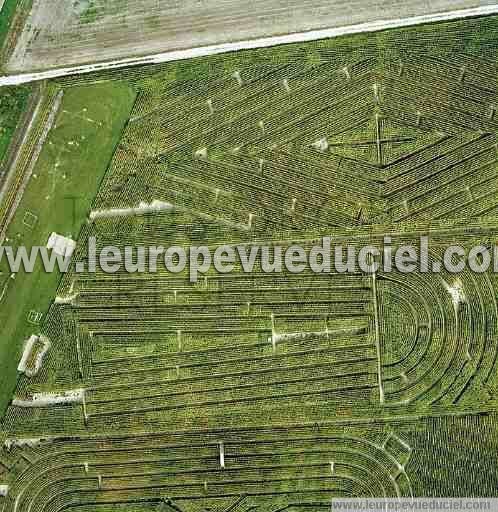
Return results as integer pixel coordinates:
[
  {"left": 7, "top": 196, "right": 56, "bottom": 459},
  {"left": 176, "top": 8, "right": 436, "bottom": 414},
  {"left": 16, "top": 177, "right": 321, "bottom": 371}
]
[
  {"left": 4, "top": 0, "right": 498, "bottom": 73},
  {"left": 0, "top": 12, "right": 498, "bottom": 512}
]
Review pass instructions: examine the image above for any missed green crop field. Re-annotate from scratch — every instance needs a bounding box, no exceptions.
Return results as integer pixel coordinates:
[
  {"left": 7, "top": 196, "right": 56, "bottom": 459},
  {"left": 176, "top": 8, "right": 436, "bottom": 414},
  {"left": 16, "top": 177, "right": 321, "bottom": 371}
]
[{"left": 0, "top": 13, "right": 498, "bottom": 512}]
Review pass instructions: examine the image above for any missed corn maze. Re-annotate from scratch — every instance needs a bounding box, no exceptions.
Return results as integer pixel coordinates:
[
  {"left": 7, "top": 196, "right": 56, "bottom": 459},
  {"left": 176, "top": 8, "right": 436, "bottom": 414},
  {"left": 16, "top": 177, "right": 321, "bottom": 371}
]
[{"left": 1, "top": 17, "right": 498, "bottom": 512}]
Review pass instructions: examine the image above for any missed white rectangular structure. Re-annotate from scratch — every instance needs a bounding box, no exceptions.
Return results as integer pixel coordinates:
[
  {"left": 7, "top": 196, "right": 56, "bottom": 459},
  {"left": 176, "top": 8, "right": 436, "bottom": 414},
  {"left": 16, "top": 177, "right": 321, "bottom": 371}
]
[{"left": 46, "top": 232, "right": 76, "bottom": 258}]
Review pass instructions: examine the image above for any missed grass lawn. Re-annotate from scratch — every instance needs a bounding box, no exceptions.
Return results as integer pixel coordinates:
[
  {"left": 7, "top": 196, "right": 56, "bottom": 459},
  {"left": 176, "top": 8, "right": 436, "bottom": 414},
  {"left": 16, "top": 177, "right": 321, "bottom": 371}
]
[{"left": 0, "top": 81, "right": 136, "bottom": 415}]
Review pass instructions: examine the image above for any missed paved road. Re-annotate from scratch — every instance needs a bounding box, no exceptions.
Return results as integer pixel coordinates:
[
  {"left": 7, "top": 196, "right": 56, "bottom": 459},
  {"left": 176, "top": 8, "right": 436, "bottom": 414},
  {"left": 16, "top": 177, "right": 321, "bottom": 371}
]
[{"left": 1, "top": 3, "right": 498, "bottom": 86}]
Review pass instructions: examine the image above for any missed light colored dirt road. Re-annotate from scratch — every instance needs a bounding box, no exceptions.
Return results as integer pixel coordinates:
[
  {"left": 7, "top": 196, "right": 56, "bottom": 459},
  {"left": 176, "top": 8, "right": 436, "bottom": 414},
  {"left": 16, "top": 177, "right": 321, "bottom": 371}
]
[{"left": 5, "top": 0, "right": 498, "bottom": 74}]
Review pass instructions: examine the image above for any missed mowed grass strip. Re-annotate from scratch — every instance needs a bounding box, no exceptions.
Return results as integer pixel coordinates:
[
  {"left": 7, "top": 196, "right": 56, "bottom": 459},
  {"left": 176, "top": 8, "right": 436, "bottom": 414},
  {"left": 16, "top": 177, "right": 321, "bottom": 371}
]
[{"left": 0, "top": 81, "right": 136, "bottom": 414}]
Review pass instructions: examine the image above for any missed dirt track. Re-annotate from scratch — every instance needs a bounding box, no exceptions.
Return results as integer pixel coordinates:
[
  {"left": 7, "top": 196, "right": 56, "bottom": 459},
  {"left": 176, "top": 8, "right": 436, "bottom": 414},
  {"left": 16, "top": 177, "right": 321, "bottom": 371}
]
[{"left": 6, "top": 0, "right": 498, "bottom": 73}]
